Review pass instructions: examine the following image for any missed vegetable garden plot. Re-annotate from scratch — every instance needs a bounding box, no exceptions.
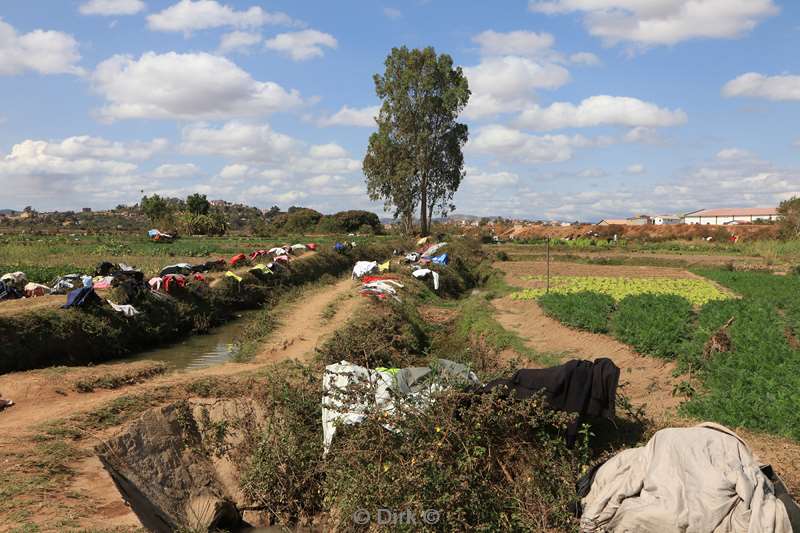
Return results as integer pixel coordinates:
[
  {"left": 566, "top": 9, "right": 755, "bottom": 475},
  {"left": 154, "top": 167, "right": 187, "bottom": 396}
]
[{"left": 511, "top": 275, "right": 729, "bottom": 306}]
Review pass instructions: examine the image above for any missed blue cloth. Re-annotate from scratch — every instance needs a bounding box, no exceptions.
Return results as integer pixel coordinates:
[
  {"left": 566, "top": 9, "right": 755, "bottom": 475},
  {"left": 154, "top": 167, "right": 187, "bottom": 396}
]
[
  {"left": 431, "top": 253, "right": 449, "bottom": 265},
  {"left": 147, "top": 229, "right": 159, "bottom": 237},
  {"left": 334, "top": 242, "right": 347, "bottom": 252},
  {"left": 62, "top": 287, "right": 101, "bottom": 309}
]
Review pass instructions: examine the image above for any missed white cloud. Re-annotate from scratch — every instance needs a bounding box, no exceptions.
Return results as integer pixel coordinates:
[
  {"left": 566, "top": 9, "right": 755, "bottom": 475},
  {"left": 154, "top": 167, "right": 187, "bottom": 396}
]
[
  {"left": 275, "top": 190, "right": 308, "bottom": 203},
  {"left": 577, "top": 168, "right": 607, "bottom": 178},
  {"left": 625, "top": 163, "right": 645, "bottom": 174},
  {"left": 306, "top": 174, "right": 342, "bottom": 187},
  {"left": 151, "top": 163, "right": 198, "bottom": 178},
  {"left": 716, "top": 147, "right": 753, "bottom": 160},
  {"left": 264, "top": 30, "right": 338, "bottom": 61},
  {"left": 309, "top": 143, "right": 348, "bottom": 159},
  {"left": 43, "top": 135, "right": 168, "bottom": 160},
  {"left": 79, "top": 0, "right": 146, "bottom": 16},
  {"left": 468, "top": 124, "right": 593, "bottom": 163},
  {"left": 317, "top": 105, "right": 379, "bottom": 127},
  {"left": 515, "top": 95, "right": 687, "bottom": 130},
  {"left": 92, "top": 52, "right": 303, "bottom": 121},
  {"left": 147, "top": 0, "right": 299, "bottom": 34},
  {"left": 463, "top": 56, "right": 570, "bottom": 119},
  {"left": 181, "top": 121, "right": 299, "bottom": 162},
  {"left": 722, "top": 72, "right": 800, "bottom": 101},
  {"left": 569, "top": 51, "right": 600, "bottom": 66},
  {"left": 623, "top": 126, "right": 663, "bottom": 144},
  {"left": 383, "top": 7, "right": 402, "bottom": 19},
  {"left": 473, "top": 30, "right": 555, "bottom": 57},
  {"left": 466, "top": 167, "right": 519, "bottom": 186},
  {"left": 0, "top": 18, "right": 82, "bottom": 75},
  {"left": 529, "top": 0, "right": 779, "bottom": 47},
  {"left": 218, "top": 31, "right": 262, "bottom": 54}
]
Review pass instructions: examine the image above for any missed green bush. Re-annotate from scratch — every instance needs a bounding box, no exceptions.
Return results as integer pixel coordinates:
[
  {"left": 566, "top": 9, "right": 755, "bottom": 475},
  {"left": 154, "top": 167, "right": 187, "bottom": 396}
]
[
  {"left": 611, "top": 294, "right": 693, "bottom": 358},
  {"left": 539, "top": 291, "right": 615, "bottom": 333},
  {"left": 323, "top": 390, "right": 586, "bottom": 531}
]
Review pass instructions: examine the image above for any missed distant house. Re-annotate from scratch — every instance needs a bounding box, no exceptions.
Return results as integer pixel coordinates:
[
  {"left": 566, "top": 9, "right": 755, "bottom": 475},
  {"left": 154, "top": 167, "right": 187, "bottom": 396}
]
[
  {"left": 683, "top": 207, "right": 778, "bottom": 225},
  {"left": 597, "top": 215, "right": 651, "bottom": 226},
  {"left": 81, "top": 207, "right": 92, "bottom": 213},
  {"left": 653, "top": 215, "right": 681, "bottom": 225}
]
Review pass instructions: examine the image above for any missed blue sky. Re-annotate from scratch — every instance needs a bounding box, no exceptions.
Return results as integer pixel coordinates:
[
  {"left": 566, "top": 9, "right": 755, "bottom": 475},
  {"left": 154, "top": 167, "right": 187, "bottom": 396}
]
[{"left": 1, "top": 0, "right": 798, "bottom": 221}]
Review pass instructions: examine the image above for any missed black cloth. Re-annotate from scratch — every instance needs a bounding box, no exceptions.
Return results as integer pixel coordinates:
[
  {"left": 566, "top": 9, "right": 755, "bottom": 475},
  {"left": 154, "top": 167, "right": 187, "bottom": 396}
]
[
  {"left": 190, "top": 259, "right": 227, "bottom": 273},
  {"left": 94, "top": 261, "right": 116, "bottom": 276},
  {"left": 159, "top": 265, "right": 191, "bottom": 277},
  {"left": 482, "top": 358, "right": 620, "bottom": 445},
  {"left": 0, "top": 280, "right": 22, "bottom": 301}
]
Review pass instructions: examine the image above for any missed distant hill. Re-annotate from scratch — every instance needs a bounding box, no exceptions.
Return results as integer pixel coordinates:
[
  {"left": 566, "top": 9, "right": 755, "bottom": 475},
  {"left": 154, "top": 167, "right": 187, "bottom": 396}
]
[{"left": 0, "top": 209, "right": 17, "bottom": 216}]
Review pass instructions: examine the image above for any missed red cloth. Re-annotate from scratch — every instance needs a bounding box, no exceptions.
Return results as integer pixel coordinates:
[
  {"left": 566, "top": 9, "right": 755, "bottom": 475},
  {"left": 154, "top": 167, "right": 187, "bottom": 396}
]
[
  {"left": 274, "top": 255, "right": 289, "bottom": 263},
  {"left": 362, "top": 275, "right": 398, "bottom": 284},
  {"left": 229, "top": 253, "right": 247, "bottom": 266},
  {"left": 306, "top": 243, "right": 318, "bottom": 251},
  {"left": 192, "top": 273, "right": 206, "bottom": 282},
  {"left": 249, "top": 250, "right": 268, "bottom": 261},
  {"left": 162, "top": 274, "right": 186, "bottom": 293}
]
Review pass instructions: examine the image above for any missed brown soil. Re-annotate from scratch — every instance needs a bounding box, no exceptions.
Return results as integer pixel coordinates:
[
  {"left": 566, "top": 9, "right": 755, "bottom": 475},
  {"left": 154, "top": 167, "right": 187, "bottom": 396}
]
[
  {"left": 492, "top": 295, "right": 800, "bottom": 495},
  {"left": 0, "top": 276, "right": 363, "bottom": 531}
]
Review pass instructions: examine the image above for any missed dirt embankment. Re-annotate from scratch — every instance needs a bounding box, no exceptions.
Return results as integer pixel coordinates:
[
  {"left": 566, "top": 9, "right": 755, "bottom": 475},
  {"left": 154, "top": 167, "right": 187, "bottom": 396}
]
[
  {"left": 0, "top": 276, "right": 365, "bottom": 531},
  {"left": 499, "top": 222, "right": 779, "bottom": 242}
]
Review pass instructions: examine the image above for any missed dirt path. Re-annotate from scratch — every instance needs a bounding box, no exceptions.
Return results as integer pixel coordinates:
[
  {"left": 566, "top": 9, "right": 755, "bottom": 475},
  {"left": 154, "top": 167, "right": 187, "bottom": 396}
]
[
  {"left": 493, "top": 295, "right": 800, "bottom": 495},
  {"left": 0, "top": 276, "right": 364, "bottom": 531},
  {"left": 493, "top": 296, "right": 683, "bottom": 423}
]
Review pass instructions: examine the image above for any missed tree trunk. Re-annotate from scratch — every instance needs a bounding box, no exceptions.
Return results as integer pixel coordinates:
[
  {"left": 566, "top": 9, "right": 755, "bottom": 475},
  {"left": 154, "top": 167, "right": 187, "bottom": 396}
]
[{"left": 420, "top": 176, "right": 429, "bottom": 236}]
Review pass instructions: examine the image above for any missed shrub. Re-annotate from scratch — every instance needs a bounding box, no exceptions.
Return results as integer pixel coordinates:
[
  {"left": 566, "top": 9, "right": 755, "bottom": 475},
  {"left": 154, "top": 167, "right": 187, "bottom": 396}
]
[
  {"left": 323, "top": 390, "right": 587, "bottom": 531},
  {"left": 611, "top": 294, "right": 693, "bottom": 358},
  {"left": 315, "top": 301, "right": 429, "bottom": 369},
  {"left": 539, "top": 291, "right": 615, "bottom": 333}
]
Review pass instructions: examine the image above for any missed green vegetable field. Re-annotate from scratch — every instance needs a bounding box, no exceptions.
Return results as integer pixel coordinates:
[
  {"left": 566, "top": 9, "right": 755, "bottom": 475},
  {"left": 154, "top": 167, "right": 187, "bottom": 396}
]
[
  {"left": 520, "top": 268, "right": 800, "bottom": 440},
  {"left": 511, "top": 275, "right": 729, "bottom": 306}
]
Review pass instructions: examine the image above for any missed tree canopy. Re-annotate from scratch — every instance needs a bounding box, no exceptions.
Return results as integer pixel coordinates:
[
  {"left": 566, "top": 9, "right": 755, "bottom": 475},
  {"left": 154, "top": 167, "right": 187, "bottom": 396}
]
[
  {"left": 186, "top": 193, "right": 211, "bottom": 215},
  {"left": 363, "top": 46, "right": 470, "bottom": 235},
  {"left": 777, "top": 197, "right": 800, "bottom": 238}
]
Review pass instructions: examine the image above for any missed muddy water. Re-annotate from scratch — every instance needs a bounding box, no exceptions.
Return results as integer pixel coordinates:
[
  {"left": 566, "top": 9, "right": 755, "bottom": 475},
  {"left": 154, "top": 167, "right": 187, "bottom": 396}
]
[{"left": 129, "top": 312, "right": 255, "bottom": 370}]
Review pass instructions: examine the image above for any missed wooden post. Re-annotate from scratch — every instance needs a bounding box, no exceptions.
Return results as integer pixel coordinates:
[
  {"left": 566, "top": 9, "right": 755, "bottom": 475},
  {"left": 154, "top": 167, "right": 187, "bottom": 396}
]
[{"left": 546, "top": 237, "right": 550, "bottom": 293}]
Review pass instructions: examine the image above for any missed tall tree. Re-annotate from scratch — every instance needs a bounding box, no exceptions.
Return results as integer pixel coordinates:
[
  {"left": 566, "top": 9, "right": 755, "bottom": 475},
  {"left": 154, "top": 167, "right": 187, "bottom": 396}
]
[{"left": 363, "top": 46, "right": 470, "bottom": 235}]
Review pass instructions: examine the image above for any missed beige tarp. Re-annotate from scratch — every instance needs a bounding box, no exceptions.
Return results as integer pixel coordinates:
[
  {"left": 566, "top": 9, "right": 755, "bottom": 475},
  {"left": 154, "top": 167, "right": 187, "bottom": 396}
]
[{"left": 581, "top": 423, "right": 792, "bottom": 533}]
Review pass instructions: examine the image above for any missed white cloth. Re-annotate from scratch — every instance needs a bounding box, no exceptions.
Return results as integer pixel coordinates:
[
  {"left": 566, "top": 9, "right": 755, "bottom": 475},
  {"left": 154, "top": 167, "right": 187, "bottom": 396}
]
[
  {"left": 269, "top": 247, "right": 288, "bottom": 256},
  {"left": 290, "top": 244, "right": 307, "bottom": 251},
  {"left": 404, "top": 252, "right": 420, "bottom": 263},
  {"left": 321, "top": 359, "right": 479, "bottom": 454},
  {"left": 148, "top": 277, "right": 163, "bottom": 291},
  {"left": 421, "top": 242, "right": 447, "bottom": 258},
  {"left": 108, "top": 301, "right": 140, "bottom": 317},
  {"left": 412, "top": 268, "right": 440, "bottom": 290},
  {"left": 580, "top": 423, "right": 792, "bottom": 533},
  {"left": 352, "top": 261, "right": 377, "bottom": 279},
  {"left": 360, "top": 281, "right": 403, "bottom": 302}
]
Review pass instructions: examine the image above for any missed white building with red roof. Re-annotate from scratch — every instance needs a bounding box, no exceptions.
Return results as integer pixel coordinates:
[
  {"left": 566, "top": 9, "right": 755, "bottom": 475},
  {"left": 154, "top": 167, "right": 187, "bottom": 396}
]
[{"left": 683, "top": 207, "right": 778, "bottom": 225}]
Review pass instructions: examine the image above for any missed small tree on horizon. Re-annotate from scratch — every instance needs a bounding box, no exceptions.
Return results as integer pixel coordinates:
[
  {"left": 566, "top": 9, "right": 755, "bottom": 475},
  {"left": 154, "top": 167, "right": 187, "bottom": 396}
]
[
  {"left": 363, "top": 46, "right": 470, "bottom": 236},
  {"left": 186, "top": 193, "right": 210, "bottom": 215},
  {"left": 777, "top": 196, "right": 800, "bottom": 238}
]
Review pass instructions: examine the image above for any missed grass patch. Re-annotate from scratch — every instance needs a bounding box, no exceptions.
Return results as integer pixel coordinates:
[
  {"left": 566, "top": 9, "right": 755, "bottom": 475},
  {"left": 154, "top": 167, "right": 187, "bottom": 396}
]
[
  {"left": 538, "top": 291, "right": 614, "bottom": 333},
  {"left": 610, "top": 294, "right": 694, "bottom": 358},
  {"left": 72, "top": 362, "right": 168, "bottom": 393},
  {"left": 454, "top": 294, "right": 560, "bottom": 366}
]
